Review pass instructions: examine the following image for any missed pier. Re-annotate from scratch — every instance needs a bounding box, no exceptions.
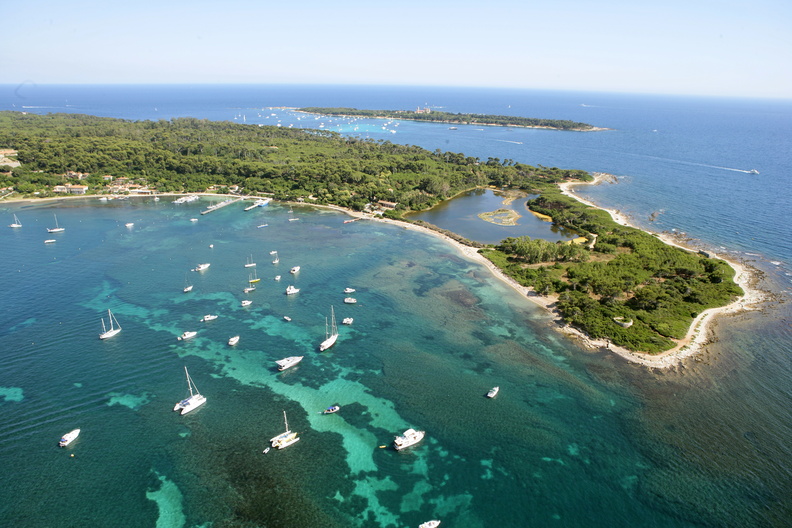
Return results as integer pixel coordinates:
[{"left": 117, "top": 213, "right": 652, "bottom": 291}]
[{"left": 200, "top": 197, "right": 243, "bottom": 215}]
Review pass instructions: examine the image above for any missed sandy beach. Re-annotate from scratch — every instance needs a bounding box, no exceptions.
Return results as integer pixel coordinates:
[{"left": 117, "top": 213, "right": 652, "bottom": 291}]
[
  {"left": 343, "top": 176, "right": 767, "bottom": 369},
  {"left": 5, "top": 190, "right": 767, "bottom": 368}
]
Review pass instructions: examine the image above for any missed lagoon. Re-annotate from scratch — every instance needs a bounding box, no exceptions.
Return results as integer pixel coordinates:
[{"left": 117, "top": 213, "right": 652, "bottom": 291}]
[{"left": 406, "top": 188, "right": 578, "bottom": 245}]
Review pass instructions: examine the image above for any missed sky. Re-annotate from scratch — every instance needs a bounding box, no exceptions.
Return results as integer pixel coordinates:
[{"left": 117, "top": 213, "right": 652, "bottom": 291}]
[{"left": 4, "top": 0, "right": 791, "bottom": 99}]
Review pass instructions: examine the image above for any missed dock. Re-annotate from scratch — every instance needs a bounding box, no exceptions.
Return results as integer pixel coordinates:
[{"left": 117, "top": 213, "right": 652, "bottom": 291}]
[{"left": 201, "top": 197, "right": 243, "bottom": 215}]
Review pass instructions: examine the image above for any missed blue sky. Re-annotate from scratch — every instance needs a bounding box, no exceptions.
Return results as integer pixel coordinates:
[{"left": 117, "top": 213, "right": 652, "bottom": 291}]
[{"left": 5, "top": 0, "right": 791, "bottom": 98}]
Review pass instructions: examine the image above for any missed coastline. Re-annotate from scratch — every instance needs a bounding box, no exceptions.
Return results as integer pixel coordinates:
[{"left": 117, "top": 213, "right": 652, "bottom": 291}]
[
  {"left": 553, "top": 174, "right": 767, "bottom": 368},
  {"left": 5, "top": 190, "right": 767, "bottom": 368}
]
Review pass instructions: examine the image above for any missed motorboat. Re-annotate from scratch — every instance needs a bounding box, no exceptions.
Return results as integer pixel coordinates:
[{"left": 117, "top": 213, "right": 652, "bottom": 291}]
[
  {"left": 173, "top": 366, "right": 206, "bottom": 415},
  {"left": 323, "top": 405, "right": 340, "bottom": 414},
  {"left": 99, "top": 309, "right": 122, "bottom": 340},
  {"left": 44, "top": 239, "right": 56, "bottom": 244},
  {"left": 125, "top": 222, "right": 134, "bottom": 228},
  {"left": 283, "top": 316, "right": 292, "bottom": 321},
  {"left": 241, "top": 299, "right": 252, "bottom": 307},
  {"left": 286, "top": 285, "right": 300, "bottom": 295},
  {"left": 344, "top": 288, "right": 356, "bottom": 294},
  {"left": 276, "top": 356, "right": 303, "bottom": 371},
  {"left": 200, "top": 314, "right": 218, "bottom": 322},
  {"left": 177, "top": 331, "right": 197, "bottom": 341},
  {"left": 344, "top": 297, "right": 357, "bottom": 304},
  {"left": 290, "top": 266, "right": 300, "bottom": 274},
  {"left": 487, "top": 386, "right": 500, "bottom": 398},
  {"left": 393, "top": 428, "right": 425, "bottom": 451},
  {"left": 270, "top": 410, "right": 300, "bottom": 449},
  {"left": 228, "top": 335, "right": 240, "bottom": 346},
  {"left": 274, "top": 275, "right": 281, "bottom": 281},
  {"left": 59, "top": 429, "right": 80, "bottom": 447},
  {"left": 192, "top": 263, "right": 210, "bottom": 272},
  {"left": 342, "top": 317, "right": 354, "bottom": 325},
  {"left": 419, "top": 521, "right": 441, "bottom": 528}
]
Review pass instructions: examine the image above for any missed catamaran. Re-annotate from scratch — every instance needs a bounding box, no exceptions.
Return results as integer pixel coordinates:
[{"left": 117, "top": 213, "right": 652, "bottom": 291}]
[
  {"left": 173, "top": 366, "right": 206, "bottom": 415},
  {"left": 8, "top": 214, "right": 21, "bottom": 228},
  {"left": 47, "top": 214, "right": 64, "bottom": 233},
  {"left": 270, "top": 410, "right": 300, "bottom": 449},
  {"left": 319, "top": 306, "right": 339, "bottom": 351},
  {"left": 99, "top": 309, "right": 122, "bottom": 340}
]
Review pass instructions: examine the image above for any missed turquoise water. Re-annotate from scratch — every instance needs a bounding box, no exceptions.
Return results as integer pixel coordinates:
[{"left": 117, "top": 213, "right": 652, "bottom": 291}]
[
  {"left": 1, "top": 85, "right": 791, "bottom": 527},
  {"left": 0, "top": 198, "right": 698, "bottom": 526}
]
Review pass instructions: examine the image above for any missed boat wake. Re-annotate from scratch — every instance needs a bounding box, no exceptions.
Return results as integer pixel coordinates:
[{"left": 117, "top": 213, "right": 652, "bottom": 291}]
[{"left": 494, "top": 139, "right": 523, "bottom": 145}]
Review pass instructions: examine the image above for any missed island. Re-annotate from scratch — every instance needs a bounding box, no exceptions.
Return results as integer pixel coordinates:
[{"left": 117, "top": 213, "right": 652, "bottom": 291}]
[
  {"left": 0, "top": 111, "right": 752, "bottom": 364},
  {"left": 298, "top": 107, "right": 600, "bottom": 131}
]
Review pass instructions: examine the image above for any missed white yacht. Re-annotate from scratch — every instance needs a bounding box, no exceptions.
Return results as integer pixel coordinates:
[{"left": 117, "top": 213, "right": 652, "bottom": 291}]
[
  {"left": 270, "top": 410, "right": 300, "bottom": 449},
  {"left": 47, "top": 214, "right": 65, "bottom": 233},
  {"left": 276, "top": 356, "right": 303, "bottom": 371},
  {"left": 486, "top": 386, "right": 500, "bottom": 398},
  {"left": 228, "top": 335, "right": 240, "bottom": 346},
  {"left": 200, "top": 314, "right": 218, "bottom": 322},
  {"left": 285, "top": 285, "right": 300, "bottom": 295},
  {"left": 274, "top": 275, "right": 281, "bottom": 281},
  {"left": 192, "top": 263, "right": 210, "bottom": 272},
  {"left": 99, "top": 309, "right": 122, "bottom": 340},
  {"left": 393, "top": 428, "right": 425, "bottom": 451},
  {"left": 290, "top": 266, "right": 300, "bottom": 274},
  {"left": 342, "top": 317, "right": 354, "bottom": 325},
  {"left": 319, "top": 306, "right": 339, "bottom": 352},
  {"left": 241, "top": 299, "right": 252, "bottom": 307},
  {"left": 419, "top": 521, "right": 441, "bottom": 528},
  {"left": 344, "top": 288, "right": 356, "bottom": 294},
  {"left": 177, "top": 331, "right": 197, "bottom": 341},
  {"left": 344, "top": 297, "right": 357, "bottom": 304},
  {"left": 59, "top": 429, "right": 80, "bottom": 447},
  {"left": 125, "top": 222, "right": 134, "bottom": 228},
  {"left": 173, "top": 366, "right": 206, "bottom": 415}
]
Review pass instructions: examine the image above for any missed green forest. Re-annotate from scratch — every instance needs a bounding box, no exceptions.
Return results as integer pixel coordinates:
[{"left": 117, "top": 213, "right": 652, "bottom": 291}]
[
  {"left": 0, "top": 111, "right": 741, "bottom": 353},
  {"left": 298, "top": 107, "right": 596, "bottom": 131}
]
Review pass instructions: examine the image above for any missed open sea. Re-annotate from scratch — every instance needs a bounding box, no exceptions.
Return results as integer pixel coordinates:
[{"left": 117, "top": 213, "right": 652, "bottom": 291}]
[{"left": 1, "top": 85, "right": 790, "bottom": 528}]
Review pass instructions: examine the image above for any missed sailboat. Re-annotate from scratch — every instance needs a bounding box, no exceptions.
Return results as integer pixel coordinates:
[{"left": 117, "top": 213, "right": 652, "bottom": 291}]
[
  {"left": 47, "top": 214, "right": 65, "bottom": 233},
  {"left": 8, "top": 214, "right": 21, "bottom": 228},
  {"left": 183, "top": 275, "right": 193, "bottom": 293},
  {"left": 249, "top": 269, "right": 260, "bottom": 283},
  {"left": 99, "top": 309, "right": 122, "bottom": 339},
  {"left": 173, "top": 366, "right": 206, "bottom": 415},
  {"left": 244, "top": 255, "right": 256, "bottom": 268},
  {"left": 319, "top": 306, "right": 339, "bottom": 351},
  {"left": 270, "top": 410, "right": 300, "bottom": 449}
]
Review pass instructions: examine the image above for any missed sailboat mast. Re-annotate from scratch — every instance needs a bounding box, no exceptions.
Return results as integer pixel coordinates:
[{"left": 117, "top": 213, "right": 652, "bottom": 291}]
[
  {"left": 283, "top": 410, "right": 289, "bottom": 431},
  {"left": 185, "top": 366, "right": 194, "bottom": 397}
]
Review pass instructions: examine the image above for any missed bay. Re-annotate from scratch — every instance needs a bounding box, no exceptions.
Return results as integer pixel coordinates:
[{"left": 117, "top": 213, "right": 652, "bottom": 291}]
[{"left": 0, "top": 85, "right": 790, "bottom": 527}]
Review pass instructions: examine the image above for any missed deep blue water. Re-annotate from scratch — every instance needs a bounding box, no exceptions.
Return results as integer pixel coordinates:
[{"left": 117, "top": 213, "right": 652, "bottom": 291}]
[{"left": 1, "top": 85, "right": 790, "bottom": 527}]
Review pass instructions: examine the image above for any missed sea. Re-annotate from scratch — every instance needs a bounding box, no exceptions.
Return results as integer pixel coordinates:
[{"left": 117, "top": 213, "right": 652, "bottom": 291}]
[{"left": 0, "top": 84, "right": 790, "bottom": 528}]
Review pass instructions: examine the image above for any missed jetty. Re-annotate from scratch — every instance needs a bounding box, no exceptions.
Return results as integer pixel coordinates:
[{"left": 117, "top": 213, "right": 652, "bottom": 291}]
[{"left": 201, "top": 197, "right": 243, "bottom": 215}]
